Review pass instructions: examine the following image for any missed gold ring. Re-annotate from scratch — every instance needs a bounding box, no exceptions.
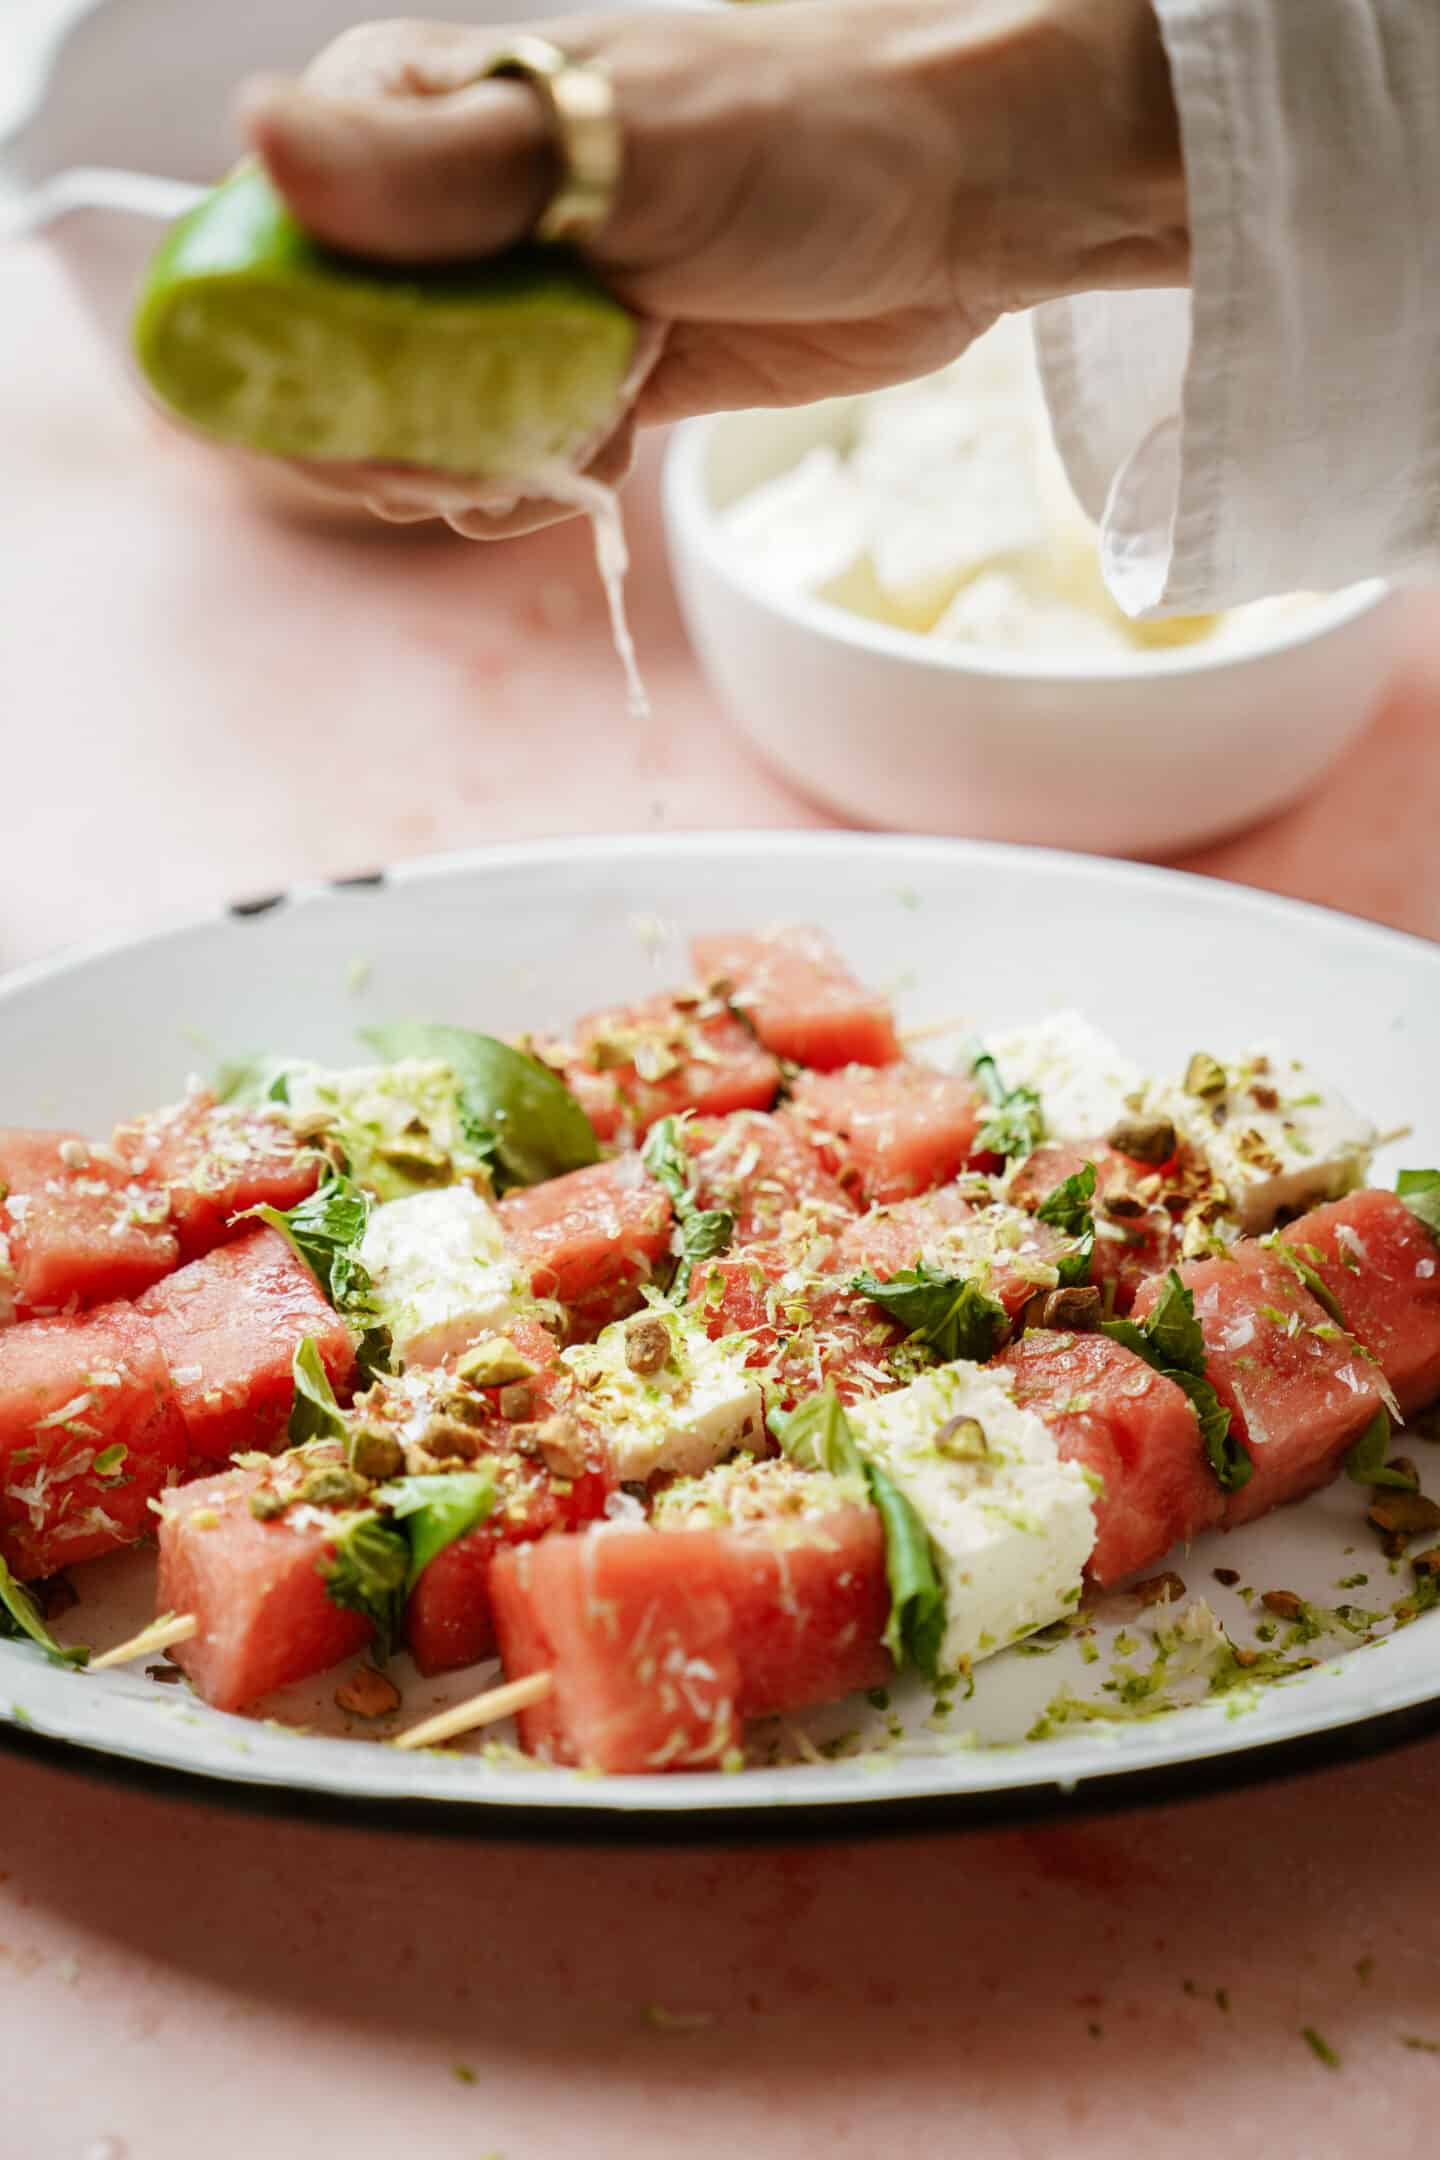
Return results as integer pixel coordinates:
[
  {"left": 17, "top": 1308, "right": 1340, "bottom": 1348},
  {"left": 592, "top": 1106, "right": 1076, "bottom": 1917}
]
[{"left": 476, "top": 35, "right": 621, "bottom": 246}]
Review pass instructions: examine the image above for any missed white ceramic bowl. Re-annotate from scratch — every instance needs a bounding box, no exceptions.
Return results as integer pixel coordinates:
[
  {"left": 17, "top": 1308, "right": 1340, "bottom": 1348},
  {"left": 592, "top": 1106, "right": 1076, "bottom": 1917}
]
[{"left": 663, "top": 405, "right": 1398, "bottom": 855}]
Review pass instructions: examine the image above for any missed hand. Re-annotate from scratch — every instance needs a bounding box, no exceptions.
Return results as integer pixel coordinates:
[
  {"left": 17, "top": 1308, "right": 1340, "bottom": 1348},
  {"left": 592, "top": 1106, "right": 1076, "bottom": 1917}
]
[{"left": 241, "top": 0, "right": 1186, "bottom": 535}]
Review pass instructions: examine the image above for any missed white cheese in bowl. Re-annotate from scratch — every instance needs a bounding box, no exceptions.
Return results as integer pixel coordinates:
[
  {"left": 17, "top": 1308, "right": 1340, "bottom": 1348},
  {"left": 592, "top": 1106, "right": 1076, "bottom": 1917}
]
[{"left": 720, "top": 315, "right": 1321, "bottom": 663}]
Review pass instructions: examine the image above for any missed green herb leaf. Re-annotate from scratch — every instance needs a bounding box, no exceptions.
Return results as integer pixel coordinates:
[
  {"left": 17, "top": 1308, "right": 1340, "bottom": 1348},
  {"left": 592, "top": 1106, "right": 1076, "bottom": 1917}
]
[
  {"left": 253, "top": 1173, "right": 391, "bottom": 1380},
  {"left": 377, "top": 1469, "right": 497, "bottom": 1592},
  {"left": 1344, "top": 1407, "right": 1415, "bottom": 1489},
  {"left": 1035, "top": 1162, "right": 1097, "bottom": 1288},
  {"left": 1102, "top": 1270, "right": 1252, "bottom": 1493},
  {"left": 770, "top": 1388, "right": 945, "bottom": 1681},
  {"left": 1265, "top": 1237, "right": 1346, "bottom": 1326},
  {"left": 641, "top": 1116, "right": 735, "bottom": 1300},
  {"left": 969, "top": 1042, "right": 1045, "bottom": 1164},
  {"left": 361, "top": 1023, "right": 599, "bottom": 1193},
  {"left": 0, "top": 1555, "right": 88, "bottom": 1668},
  {"left": 852, "top": 1262, "right": 1008, "bottom": 1365},
  {"left": 287, "top": 1336, "right": 349, "bottom": 1449},
  {"left": 319, "top": 1511, "right": 409, "bottom": 1662},
  {"left": 213, "top": 1055, "right": 297, "bottom": 1106},
  {"left": 1398, "top": 1169, "right": 1440, "bottom": 1242}
]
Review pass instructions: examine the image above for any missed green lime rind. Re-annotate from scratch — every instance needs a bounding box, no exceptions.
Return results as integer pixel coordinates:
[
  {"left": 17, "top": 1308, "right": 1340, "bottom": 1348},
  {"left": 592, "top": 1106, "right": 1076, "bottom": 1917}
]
[{"left": 131, "top": 166, "right": 638, "bottom": 478}]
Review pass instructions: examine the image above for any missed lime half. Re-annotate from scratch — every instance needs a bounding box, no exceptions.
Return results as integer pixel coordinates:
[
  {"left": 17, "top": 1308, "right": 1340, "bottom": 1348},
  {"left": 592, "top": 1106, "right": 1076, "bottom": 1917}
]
[{"left": 132, "top": 167, "right": 641, "bottom": 479}]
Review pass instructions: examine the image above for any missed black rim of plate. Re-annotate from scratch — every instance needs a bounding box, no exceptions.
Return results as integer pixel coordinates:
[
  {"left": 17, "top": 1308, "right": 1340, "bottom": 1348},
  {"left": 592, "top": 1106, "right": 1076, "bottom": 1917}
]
[{"left": 3, "top": 1693, "right": 1440, "bottom": 1843}]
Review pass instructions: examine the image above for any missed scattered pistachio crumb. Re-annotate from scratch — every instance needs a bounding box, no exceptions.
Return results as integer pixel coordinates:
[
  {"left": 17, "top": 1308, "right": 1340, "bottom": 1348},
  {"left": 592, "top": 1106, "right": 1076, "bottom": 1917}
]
[
  {"left": 1355, "top": 1956, "right": 1376, "bottom": 1984},
  {"left": 1087, "top": 2021, "right": 1103, "bottom": 2040},
  {"left": 452, "top": 2064, "right": 476, "bottom": 2085},
  {"left": 1215, "top": 1988, "right": 1231, "bottom": 2013},
  {"left": 645, "top": 2004, "right": 716, "bottom": 2032},
  {"left": 1400, "top": 2036, "right": 1440, "bottom": 2054},
  {"left": 1302, "top": 2027, "right": 1341, "bottom": 2070}
]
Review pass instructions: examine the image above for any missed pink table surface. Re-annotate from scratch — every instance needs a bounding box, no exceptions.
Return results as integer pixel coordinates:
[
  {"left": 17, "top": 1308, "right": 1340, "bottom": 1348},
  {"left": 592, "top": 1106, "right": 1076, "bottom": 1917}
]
[{"left": 4, "top": 240, "right": 1440, "bottom": 2160}]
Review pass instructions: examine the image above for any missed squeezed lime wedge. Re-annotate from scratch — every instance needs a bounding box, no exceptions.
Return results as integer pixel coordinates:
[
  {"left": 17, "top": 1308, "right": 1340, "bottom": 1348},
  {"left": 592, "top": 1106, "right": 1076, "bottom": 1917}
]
[{"left": 131, "top": 166, "right": 640, "bottom": 478}]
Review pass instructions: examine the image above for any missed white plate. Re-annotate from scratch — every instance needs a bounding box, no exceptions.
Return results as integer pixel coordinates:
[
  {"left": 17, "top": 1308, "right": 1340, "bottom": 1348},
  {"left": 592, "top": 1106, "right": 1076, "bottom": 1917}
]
[{"left": 2, "top": 833, "right": 1437, "bottom": 1836}]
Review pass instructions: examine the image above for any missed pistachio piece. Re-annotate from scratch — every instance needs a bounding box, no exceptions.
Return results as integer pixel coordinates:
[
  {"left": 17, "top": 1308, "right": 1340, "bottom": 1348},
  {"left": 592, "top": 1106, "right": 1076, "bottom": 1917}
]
[
  {"left": 420, "top": 1417, "right": 484, "bottom": 1462},
  {"left": 348, "top": 1425, "right": 404, "bottom": 1481},
  {"left": 534, "top": 1414, "right": 587, "bottom": 1480},
  {"left": 498, "top": 1383, "right": 534, "bottom": 1423},
  {"left": 1105, "top": 1113, "right": 1177, "bottom": 1166},
  {"left": 1260, "top": 1589, "right": 1306, "bottom": 1621},
  {"left": 1386, "top": 1456, "right": 1421, "bottom": 1491},
  {"left": 376, "top": 1134, "right": 450, "bottom": 1176},
  {"left": 1132, "top": 1571, "right": 1186, "bottom": 1606},
  {"left": 1040, "top": 1286, "right": 1103, "bottom": 1332},
  {"left": 1368, "top": 1492, "right": 1440, "bottom": 1538},
  {"left": 1412, "top": 1547, "right": 1440, "bottom": 1580},
  {"left": 296, "top": 1465, "right": 369, "bottom": 1508},
  {"left": 334, "top": 1664, "right": 401, "bottom": 1719},
  {"left": 455, "top": 1336, "right": 538, "bottom": 1388},
  {"left": 624, "top": 1315, "right": 672, "bottom": 1378},
  {"left": 934, "top": 1414, "right": 989, "bottom": 1462},
  {"left": 248, "top": 1486, "right": 291, "bottom": 1522},
  {"left": 1184, "top": 1051, "right": 1228, "bottom": 1099}
]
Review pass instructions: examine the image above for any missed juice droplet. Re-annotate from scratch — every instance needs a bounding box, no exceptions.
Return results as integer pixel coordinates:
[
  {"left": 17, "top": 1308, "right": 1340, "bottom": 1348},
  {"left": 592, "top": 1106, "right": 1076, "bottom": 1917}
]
[{"left": 531, "top": 463, "right": 651, "bottom": 725}]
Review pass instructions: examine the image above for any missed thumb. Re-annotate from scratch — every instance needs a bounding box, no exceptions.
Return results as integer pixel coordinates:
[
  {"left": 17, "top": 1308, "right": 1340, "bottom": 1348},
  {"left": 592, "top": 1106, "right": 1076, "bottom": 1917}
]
[{"left": 238, "top": 72, "right": 557, "bottom": 262}]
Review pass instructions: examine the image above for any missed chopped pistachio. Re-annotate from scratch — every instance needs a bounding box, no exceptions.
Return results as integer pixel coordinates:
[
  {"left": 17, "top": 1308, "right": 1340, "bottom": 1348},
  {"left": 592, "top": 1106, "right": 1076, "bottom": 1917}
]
[
  {"left": 348, "top": 1426, "right": 404, "bottom": 1481},
  {"left": 296, "top": 1465, "right": 369, "bottom": 1508},
  {"left": 1184, "top": 1052, "right": 1228, "bottom": 1099},
  {"left": 455, "top": 1337, "right": 538, "bottom": 1388},
  {"left": 248, "top": 1487, "right": 291, "bottom": 1522},
  {"left": 334, "top": 1663, "right": 401, "bottom": 1718},
  {"left": 1105, "top": 1113, "right": 1178, "bottom": 1166}
]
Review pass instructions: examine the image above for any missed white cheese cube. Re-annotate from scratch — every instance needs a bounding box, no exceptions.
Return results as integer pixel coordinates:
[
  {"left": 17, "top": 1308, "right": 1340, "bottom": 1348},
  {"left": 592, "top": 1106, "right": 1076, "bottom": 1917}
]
[
  {"left": 981, "top": 1012, "right": 1148, "bottom": 1143},
  {"left": 850, "top": 1361, "right": 1095, "bottom": 1672},
  {"left": 562, "top": 1309, "right": 765, "bottom": 1483},
  {"left": 719, "top": 445, "right": 868, "bottom": 597},
  {"left": 1151, "top": 1048, "right": 1376, "bottom": 1234},
  {"left": 359, "top": 1185, "right": 519, "bottom": 1368}
]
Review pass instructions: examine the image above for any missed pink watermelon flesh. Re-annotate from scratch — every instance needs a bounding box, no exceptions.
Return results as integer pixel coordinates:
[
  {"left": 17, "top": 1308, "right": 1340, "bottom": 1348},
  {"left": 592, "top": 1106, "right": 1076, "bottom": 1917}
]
[
  {"left": 0, "top": 1128, "right": 178, "bottom": 1319},
  {"left": 689, "top": 926, "right": 901, "bottom": 1070},
  {"left": 787, "top": 1065, "right": 985, "bottom": 1206},
  {"left": 1282, "top": 1189, "right": 1440, "bottom": 1418},
  {"left": 0, "top": 1303, "right": 187, "bottom": 1578},
  {"left": 687, "top": 1243, "right": 904, "bottom": 1409},
  {"left": 136, "top": 1224, "right": 356, "bottom": 1463},
  {"left": 113, "top": 1091, "right": 319, "bottom": 1261},
  {"left": 499, "top": 1153, "right": 673, "bottom": 1335},
  {"left": 551, "top": 991, "right": 781, "bottom": 1144},
  {"left": 829, "top": 1186, "right": 1068, "bottom": 1320},
  {"left": 156, "top": 1446, "right": 373, "bottom": 1710},
  {"left": 682, "top": 1110, "right": 857, "bottom": 1243},
  {"left": 1135, "top": 1248, "right": 1389, "bottom": 1529},
  {"left": 1009, "top": 1139, "right": 1184, "bottom": 1315},
  {"left": 998, "top": 1330, "right": 1220, "bottom": 1586},
  {"left": 491, "top": 1507, "right": 890, "bottom": 1771}
]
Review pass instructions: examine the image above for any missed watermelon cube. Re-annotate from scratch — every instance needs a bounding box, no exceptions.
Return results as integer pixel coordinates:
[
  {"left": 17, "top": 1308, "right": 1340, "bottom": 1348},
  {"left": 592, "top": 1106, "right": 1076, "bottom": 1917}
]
[
  {"left": 547, "top": 992, "right": 781, "bottom": 1145},
  {"left": 498, "top": 1154, "right": 673, "bottom": 1335},
  {"left": 1282, "top": 1190, "right": 1440, "bottom": 1417},
  {"left": 0, "top": 1303, "right": 188, "bottom": 1578},
  {"left": 113, "top": 1090, "right": 319, "bottom": 1260},
  {"left": 682, "top": 1110, "right": 857, "bottom": 1244},
  {"left": 997, "top": 1330, "right": 1222, "bottom": 1586},
  {"left": 0, "top": 1129, "right": 178, "bottom": 1321},
  {"left": 1009, "top": 1139, "right": 1184, "bottom": 1314},
  {"left": 136, "top": 1225, "right": 356, "bottom": 1463},
  {"left": 491, "top": 1473, "right": 891, "bottom": 1770},
  {"left": 788, "top": 1064, "right": 985, "bottom": 1205},
  {"left": 156, "top": 1447, "right": 371, "bottom": 1711},
  {"left": 830, "top": 1186, "right": 1071, "bottom": 1320},
  {"left": 1134, "top": 1248, "right": 1389, "bottom": 1528},
  {"left": 688, "top": 1244, "right": 905, "bottom": 1409},
  {"left": 689, "top": 926, "right": 901, "bottom": 1070}
]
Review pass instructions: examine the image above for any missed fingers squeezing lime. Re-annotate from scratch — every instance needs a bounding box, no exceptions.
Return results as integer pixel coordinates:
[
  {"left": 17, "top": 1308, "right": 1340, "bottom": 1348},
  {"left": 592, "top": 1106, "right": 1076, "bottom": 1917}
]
[{"left": 132, "top": 167, "right": 644, "bottom": 483}]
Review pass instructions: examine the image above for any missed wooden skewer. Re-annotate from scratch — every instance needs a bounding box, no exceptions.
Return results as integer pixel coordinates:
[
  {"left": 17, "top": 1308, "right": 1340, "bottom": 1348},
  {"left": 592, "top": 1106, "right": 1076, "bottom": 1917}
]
[
  {"left": 900, "top": 1017, "right": 973, "bottom": 1045},
  {"left": 88, "top": 1612, "right": 198, "bottom": 1672},
  {"left": 392, "top": 1671, "right": 553, "bottom": 1752}
]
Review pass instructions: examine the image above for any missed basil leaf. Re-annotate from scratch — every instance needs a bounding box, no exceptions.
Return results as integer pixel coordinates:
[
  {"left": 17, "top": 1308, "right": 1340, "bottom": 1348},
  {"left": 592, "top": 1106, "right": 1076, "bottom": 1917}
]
[
  {"left": 377, "top": 1470, "right": 497, "bottom": 1592},
  {"left": 1344, "top": 1407, "right": 1416, "bottom": 1489},
  {"left": 287, "top": 1336, "right": 349, "bottom": 1448},
  {"left": 1102, "top": 1269, "right": 1252, "bottom": 1493},
  {"left": 253, "top": 1173, "right": 391, "bottom": 1381},
  {"left": 361, "top": 1023, "right": 598, "bottom": 1193},
  {"left": 852, "top": 1262, "right": 1008, "bottom": 1365},
  {"left": 641, "top": 1115, "right": 735, "bottom": 1300},
  {"left": 213, "top": 1056, "right": 296, "bottom": 1107},
  {"left": 319, "top": 1511, "right": 409, "bottom": 1662},
  {"left": 1035, "top": 1162, "right": 1097, "bottom": 1289},
  {"left": 1265, "top": 1237, "right": 1346, "bottom": 1326},
  {"left": 969, "top": 1042, "right": 1045, "bottom": 1164},
  {"left": 0, "top": 1555, "right": 88, "bottom": 1669},
  {"left": 1398, "top": 1170, "right": 1440, "bottom": 1242},
  {"left": 770, "top": 1388, "right": 946, "bottom": 1682}
]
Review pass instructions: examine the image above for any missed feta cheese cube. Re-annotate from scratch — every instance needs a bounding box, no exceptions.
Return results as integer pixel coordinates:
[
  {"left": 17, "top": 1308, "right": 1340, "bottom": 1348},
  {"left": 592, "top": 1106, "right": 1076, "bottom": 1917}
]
[
  {"left": 359, "top": 1185, "right": 519, "bottom": 1368},
  {"left": 1151, "top": 1048, "right": 1376, "bottom": 1234},
  {"left": 850, "top": 1361, "right": 1095, "bottom": 1671},
  {"left": 562, "top": 1310, "right": 765, "bottom": 1483},
  {"left": 981, "top": 1012, "right": 1148, "bottom": 1143}
]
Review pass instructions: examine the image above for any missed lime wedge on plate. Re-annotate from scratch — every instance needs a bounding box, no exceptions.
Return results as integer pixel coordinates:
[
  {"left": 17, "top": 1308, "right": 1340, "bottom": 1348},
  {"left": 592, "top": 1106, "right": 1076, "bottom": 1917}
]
[{"left": 131, "top": 166, "right": 641, "bottom": 478}]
